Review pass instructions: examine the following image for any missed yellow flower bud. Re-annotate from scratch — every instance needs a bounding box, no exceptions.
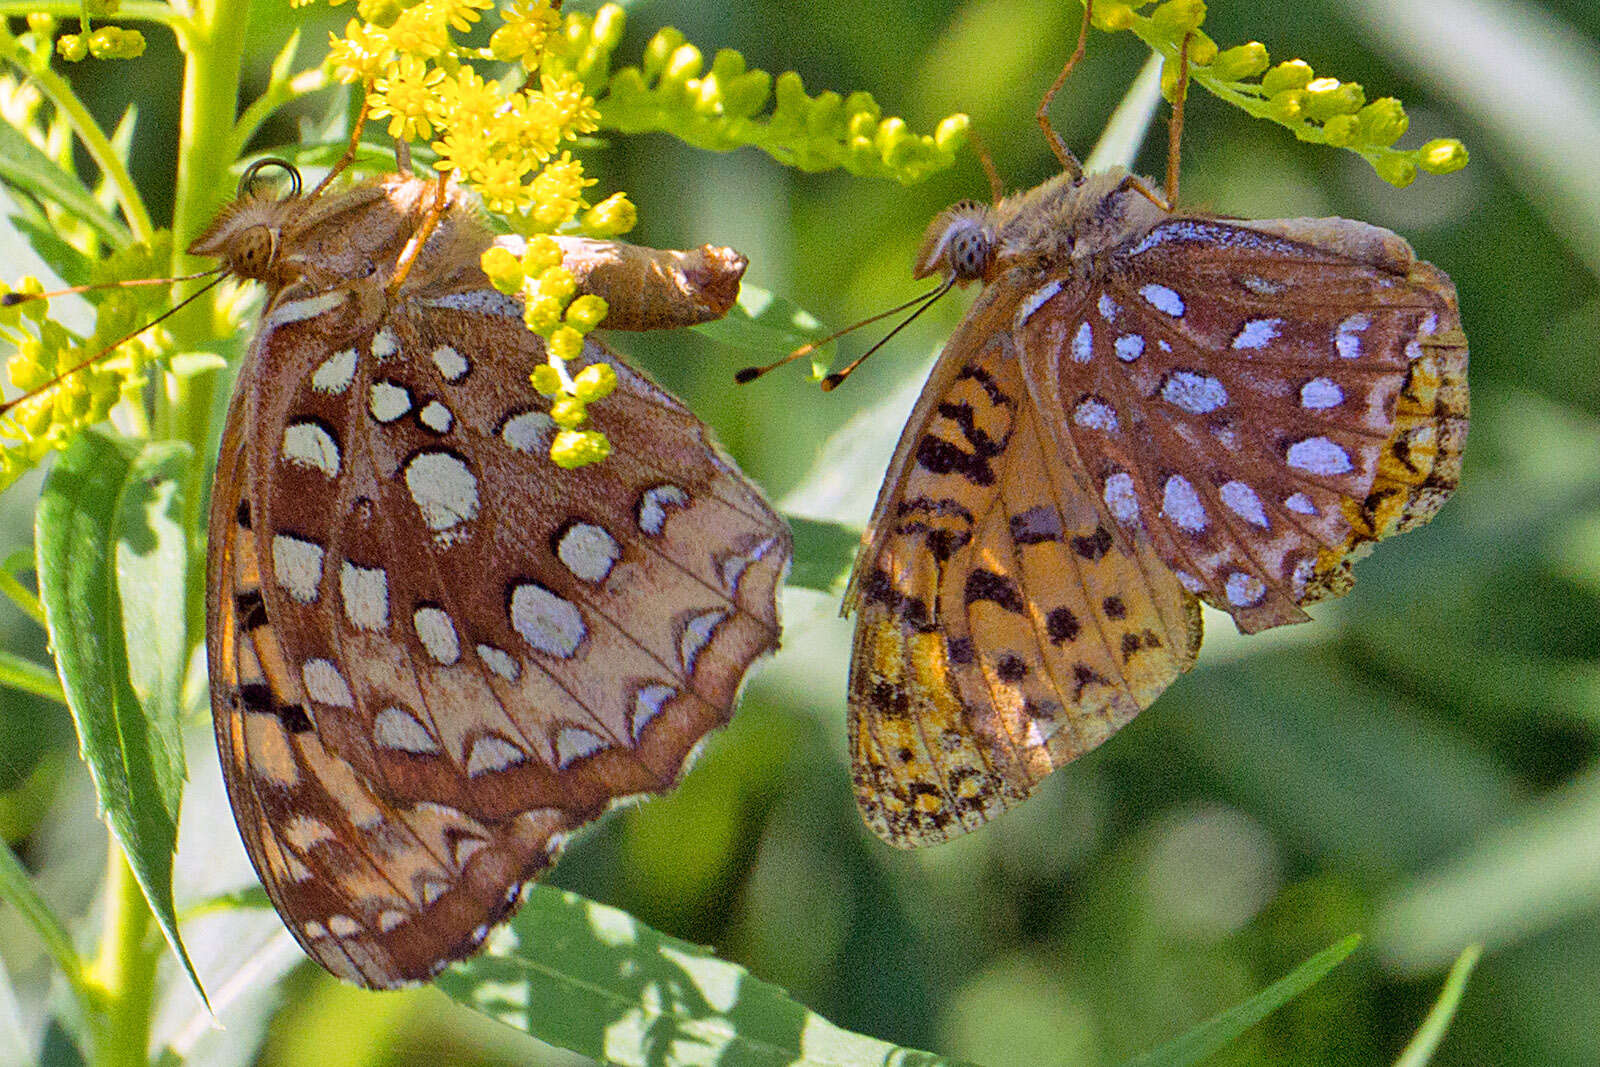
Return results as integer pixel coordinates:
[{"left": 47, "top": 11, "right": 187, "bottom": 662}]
[
  {"left": 1211, "top": 42, "right": 1269, "bottom": 82},
  {"left": 480, "top": 246, "right": 524, "bottom": 292},
  {"left": 56, "top": 34, "right": 88, "bottom": 62},
  {"left": 524, "top": 294, "right": 564, "bottom": 334},
  {"left": 1419, "top": 139, "right": 1469, "bottom": 174},
  {"left": 550, "top": 395, "right": 587, "bottom": 429},
  {"left": 547, "top": 325, "right": 584, "bottom": 361},
  {"left": 1304, "top": 77, "right": 1365, "bottom": 121},
  {"left": 521, "top": 234, "right": 564, "bottom": 275},
  {"left": 565, "top": 294, "right": 609, "bottom": 330},
  {"left": 536, "top": 265, "right": 578, "bottom": 305},
  {"left": 550, "top": 429, "right": 611, "bottom": 469},
  {"left": 530, "top": 364, "right": 564, "bottom": 396},
  {"left": 1356, "top": 98, "right": 1409, "bottom": 147},
  {"left": 1262, "top": 59, "right": 1313, "bottom": 95},
  {"left": 572, "top": 362, "right": 617, "bottom": 402}
]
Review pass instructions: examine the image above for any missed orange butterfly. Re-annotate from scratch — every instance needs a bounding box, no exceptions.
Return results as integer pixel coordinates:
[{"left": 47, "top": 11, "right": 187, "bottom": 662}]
[{"left": 843, "top": 19, "right": 1467, "bottom": 847}]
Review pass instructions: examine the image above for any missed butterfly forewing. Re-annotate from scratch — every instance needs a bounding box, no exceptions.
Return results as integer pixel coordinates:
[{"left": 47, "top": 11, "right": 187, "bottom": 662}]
[
  {"left": 848, "top": 289, "right": 1202, "bottom": 847},
  {"left": 204, "top": 175, "right": 789, "bottom": 987},
  {"left": 848, "top": 169, "right": 1466, "bottom": 846}
]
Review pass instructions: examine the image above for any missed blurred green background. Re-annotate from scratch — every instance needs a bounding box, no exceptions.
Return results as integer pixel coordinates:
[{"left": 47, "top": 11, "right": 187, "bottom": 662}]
[{"left": 2, "top": 0, "right": 1599, "bottom": 1064}]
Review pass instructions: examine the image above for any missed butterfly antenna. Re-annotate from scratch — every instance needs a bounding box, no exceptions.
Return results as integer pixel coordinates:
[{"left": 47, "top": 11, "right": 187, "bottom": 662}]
[
  {"left": 820, "top": 274, "right": 957, "bottom": 391},
  {"left": 733, "top": 281, "right": 950, "bottom": 385},
  {"left": 1037, "top": 0, "right": 1092, "bottom": 180},
  {"left": 0, "top": 273, "right": 229, "bottom": 418},
  {"left": 0, "top": 266, "right": 226, "bottom": 308},
  {"left": 967, "top": 127, "right": 1005, "bottom": 205},
  {"left": 1165, "top": 32, "right": 1191, "bottom": 209}
]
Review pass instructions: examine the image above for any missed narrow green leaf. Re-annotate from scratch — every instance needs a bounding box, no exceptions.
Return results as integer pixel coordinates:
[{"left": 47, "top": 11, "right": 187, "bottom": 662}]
[
  {"left": 437, "top": 886, "right": 972, "bottom": 1066},
  {"left": 0, "top": 120, "right": 128, "bottom": 245},
  {"left": 1123, "top": 935, "right": 1362, "bottom": 1067},
  {"left": 0, "top": 650, "right": 64, "bottom": 703},
  {"left": 0, "top": 835, "right": 82, "bottom": 995},
  {"left": 1394, "top": 944, "right": 1481, "bottom": 1067},
  {"left": 35, "top": 430, "right": 204, "bottom": 1001},
  {"left": 694, "top": 283, "right": 832, "bottom": 368},
  {"left": 784, "top": 515, "right": 860, "bottom": 593}
]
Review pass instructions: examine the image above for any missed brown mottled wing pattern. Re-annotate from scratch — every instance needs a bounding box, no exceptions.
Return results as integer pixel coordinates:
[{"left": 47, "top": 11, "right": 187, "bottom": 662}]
[
  {"left": 845, "top": 284, "right": 1201, "bottom": 847},
  {"left": 1027, "top": 215, "right": 1466, "bottom": 633},
  {"left": 205, "top": 179, "right": 789, "bottom": 987}
]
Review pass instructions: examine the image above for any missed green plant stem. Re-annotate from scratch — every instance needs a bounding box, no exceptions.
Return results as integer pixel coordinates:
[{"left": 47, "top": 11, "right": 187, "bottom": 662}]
[
  {"left": 169, "top": 0, "right": 252, "bottom": 658},
  {"left": 86, "top": 840, "right": 160, "bottom": 1067}
]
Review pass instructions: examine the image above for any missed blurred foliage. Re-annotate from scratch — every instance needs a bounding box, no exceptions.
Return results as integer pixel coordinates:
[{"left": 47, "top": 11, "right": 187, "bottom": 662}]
[{"left": 0, "top": 0, "right": 1597, "bottom": 1064}]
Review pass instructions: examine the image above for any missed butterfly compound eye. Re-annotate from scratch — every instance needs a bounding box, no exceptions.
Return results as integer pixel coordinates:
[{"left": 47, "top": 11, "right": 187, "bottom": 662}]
[
  {"left": 947, "top": 225, "right": 991, "bottom": 280},
  {"left": 914, "top": 202, "right": 994, "bottom": 282}
]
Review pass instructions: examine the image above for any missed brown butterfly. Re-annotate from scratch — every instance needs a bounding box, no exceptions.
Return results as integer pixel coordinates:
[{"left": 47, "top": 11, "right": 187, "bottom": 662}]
[
  {"left": 843, "top": 27, "right": 1467, "bottom": 847},
  {"left": 194, "top": 163, "right": 789, "bottom": 986}
]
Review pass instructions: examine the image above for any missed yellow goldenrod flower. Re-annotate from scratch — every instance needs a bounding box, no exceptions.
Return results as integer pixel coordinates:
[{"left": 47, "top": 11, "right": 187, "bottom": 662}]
[
  {"left": 369, "top": 54, "right": 446, "bottom": 139},
  {"left": 326, "top": 19, "right": 393, "bottom": 84}
]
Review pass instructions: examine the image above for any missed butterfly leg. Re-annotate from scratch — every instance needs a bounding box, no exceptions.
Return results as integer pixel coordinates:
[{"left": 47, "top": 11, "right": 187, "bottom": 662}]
[
  {"left": 388, "top": 173, "right": 453, "bottom": 295},
  {"left": 306, "top": 100, "right": 371, "bottom": 202},
  {"left": 1164, "top": 32, "right": 1192, "bottom": 209},
  {"left": 1035, "top": 0, "right": 1093, "bottom": 180}
]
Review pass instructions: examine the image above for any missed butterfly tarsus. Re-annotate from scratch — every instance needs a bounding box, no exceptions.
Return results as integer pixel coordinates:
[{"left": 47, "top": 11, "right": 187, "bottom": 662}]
[{"left": 1036, "top": 0, "right": 1093, "bottom": 180}]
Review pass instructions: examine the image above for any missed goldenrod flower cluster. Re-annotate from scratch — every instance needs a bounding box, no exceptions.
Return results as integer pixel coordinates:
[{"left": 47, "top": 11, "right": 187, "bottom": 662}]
[
  {"left": 480, "top": 239, "right": 617, "bottom": 469},
  {"left": 1089, "top": 0, "right": 1468, "bottom": 186}
]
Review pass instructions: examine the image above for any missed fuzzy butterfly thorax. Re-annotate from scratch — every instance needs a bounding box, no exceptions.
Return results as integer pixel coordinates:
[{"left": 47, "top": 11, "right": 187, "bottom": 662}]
[
  {"left": 200, "top": 171, "right": 789, "bottom": 987},
  {"left": 847, "top": 163, "right": 1467, "bottom": 848}
]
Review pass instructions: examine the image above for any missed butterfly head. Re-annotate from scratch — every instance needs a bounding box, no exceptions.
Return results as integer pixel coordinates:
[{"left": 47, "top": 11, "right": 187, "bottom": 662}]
[
  {"left": 188, "top": 158, "right": 311, "bottom": 286},
  {"left": 914, "top": 199, "right": 995, "bottom": 285}
]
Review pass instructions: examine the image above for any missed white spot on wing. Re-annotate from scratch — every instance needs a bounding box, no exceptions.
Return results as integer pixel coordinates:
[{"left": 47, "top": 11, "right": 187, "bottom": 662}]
[
  {"left": 370, "top": 328, "right": 398, "bottom": 359},
  {"left": 554, "top": 726, "right": 608, "bottom": 768},
  {"left": 510, "top": 583, "right": 585, "bottom": 658},
  {"left": 340, "top": 562, "right": 389, "bottom": 631},
  {"left": 1225, "top": 572, "right": 1267, "bottom": 607},
  {"left": 301, "top": 658, "right": 353, "bottom": 707},
  {"left": 1071, "top": 321, "right": 1093, "bottom": 363},
  {"left": 283, "top": 814, "right": 335, "bottom": 851},
  {"left": 501, "top": 411, "right": 554, "bottom": 454},
  {"left": 369, "top": 380, "right": 412, "bottom": 422},
  {"left": 1175, "top": 570, "right": 1206, "bottom": 593},
  {"left": 1161, "top": 475, "right": 1207, "bottom": 532},
  {"left": 638, "top": 484, "right": 690, "bottom": 536},
  {"left": 1072, "top": 396, "right": 1118, "bottom": 432},
  {"left": 281, "top": 421, "right": 340, "bottom": 476},
  {"left": 557, "top": 523, "right": 621, "bottom": 583},
  {"left": 1335, "top": 313, "right": 1370, "bottom": 359},
  {"left": 1104, "top": 472, "right": 1139, "bottom": 524},
  {"left": 374, "top": 706, "right": 440, "bottom": 754},
  {"left": 1097, "top": 293, "right": 1120, "bottom": 322},
  {"left": 272, "top": 534, "right": 324, "bottom": 603},
  {"left": 432, "top": 344, "right": 468, "bottom": 382},
  {"left": 1286, "top": 437, "right": 1353, "bottom": 476},
  {"left": 419, "top": 400, "right": 454, "bottom": 433},
  {"left": 632, "top": 684, "right": 675, "bottom": 741},
  {"left": 476, "top": 644, "right": 520, "bottom": 681},
  {"left": 1114, "top": 334, "right": 1145, "bottom": 362},
  {"left": 679, "top": 609, "right": 727, "bottom": 674},
  {"left": 404, "top": 451, "right": 479, "bottom": 535},
  {"left": 1284, "top": 492, "right": 1318, "bottom": 515},
  {"left": 265, "top": 291, "right": 344, "bottom": 329},
  {"left": 1139, "top": 283, "right": 1185, "bottom": 317},
  {"left": 312, "top": 348, "right": 357, "bottom": 394},
  {"left": 1161, "top": 371, "right": 1228, "bottom": 414},
  {"left": 413, "top": 606, "right": 461, "bottom": 665},
  {"left": 465, "top": 735, "right": 526, "bottom": 776},
  {"left": 1300, "top": 377, "right": 1344, "bottom": 409},
  {"left": 1232, "top": 317, "right": 1282, "bottom": 350},
  {"left": 1015, "top": 280, "right": 1062, "bottom": 328},
  {"left": 1219, "top": 481, "right": 1269, "bottom": 527}
]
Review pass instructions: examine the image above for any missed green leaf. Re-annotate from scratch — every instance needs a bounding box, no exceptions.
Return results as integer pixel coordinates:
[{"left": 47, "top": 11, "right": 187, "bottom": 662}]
[
  {"left": 437, "top": 886, "right": 971, "bottom": 1066},
  {"left": 35, "top": 430, "right": 204, "bottom": 1000},
  {"left": 0, "top": 119, "right": 128, "bottom": 246},
  {"left": 1394, "top": 944, "right": 1481, "bottom": 1067},
  {"left": 694, "top": 283, "right": 832, "bottom": 368},
  {"left": 784, "top": 515, "right": 859, "bottom": 593},
  {"left": 1123, "top": 935, "right": 1362, "bottom": 1067}
]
